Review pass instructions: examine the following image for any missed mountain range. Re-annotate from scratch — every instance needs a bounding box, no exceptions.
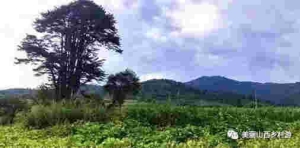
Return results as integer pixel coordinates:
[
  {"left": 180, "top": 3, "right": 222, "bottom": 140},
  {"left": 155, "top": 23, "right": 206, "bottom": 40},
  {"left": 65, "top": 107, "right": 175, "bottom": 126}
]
[
  {"left": 1, "top": 76, "right": 300, "bottom": 106},
  {"left": 139, "top": 79, "right": 267, "bottom": 106},
  {"left": 185, "top": 76, "right": 300, "bottom": 105}
]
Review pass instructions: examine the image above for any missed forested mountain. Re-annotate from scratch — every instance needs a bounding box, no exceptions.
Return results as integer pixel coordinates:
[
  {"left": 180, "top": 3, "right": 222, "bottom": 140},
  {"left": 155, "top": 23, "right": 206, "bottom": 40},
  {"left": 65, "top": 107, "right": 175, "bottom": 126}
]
[
  {"left": 4, "top": 75, "right": 300, "bottom": 106},
  {"left": 140, "top": 79, "right": 202, "bottom": 99},
  {"left": 138, "top": 79, "right": 271, "bottom": 106},
  {"left": 186, "top": 76, "right": 300, "bottom": 105},
  {"left": 0, "top": 89, "right": 35, "bottom": 99},
  {"left": 80, "top": 85, "right": 106, "bottom": 96},
  {"left": 0, "top": 85, "right": 105, "bottom": 99}
]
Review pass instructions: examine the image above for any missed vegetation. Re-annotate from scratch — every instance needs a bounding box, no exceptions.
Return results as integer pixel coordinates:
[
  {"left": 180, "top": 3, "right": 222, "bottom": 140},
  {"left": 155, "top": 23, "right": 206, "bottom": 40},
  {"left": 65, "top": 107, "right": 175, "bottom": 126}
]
[
  {"left": 15, "top": 0, "right": 121, "bottom": 100},
  {"left": 0, "top": 102, "right": 300, "bottom": 147},
  {"left": 1, "top": 0, "right": 299, "bottom": 148},
  {"left": 138, "top": 79, "right": 272, "bottom": 107},
  {"left": 15, "top": 100, "right": 108, "bottom": 128},
  {"left": 104, "top": 69, "right": 141, "bottom": 108},
  {"left": 0, "top": 97, "right": 28, "bottom": 125},
  {"left": 186, "top": 76, "right": 300, "bottom": 105}
]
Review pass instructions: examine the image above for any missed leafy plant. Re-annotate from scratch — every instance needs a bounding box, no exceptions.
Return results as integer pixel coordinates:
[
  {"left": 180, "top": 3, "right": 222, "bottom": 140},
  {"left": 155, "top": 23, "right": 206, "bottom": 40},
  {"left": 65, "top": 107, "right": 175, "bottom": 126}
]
[{"left": 17, "top": 100, "right": 108, "bottom": 128}]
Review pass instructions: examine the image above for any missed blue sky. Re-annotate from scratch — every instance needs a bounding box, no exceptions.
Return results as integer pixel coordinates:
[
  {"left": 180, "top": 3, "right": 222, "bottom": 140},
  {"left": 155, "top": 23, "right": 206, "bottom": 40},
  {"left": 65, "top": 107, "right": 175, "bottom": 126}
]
[{"left": 1, "top": 0, "right": 300, "bottom": 89}]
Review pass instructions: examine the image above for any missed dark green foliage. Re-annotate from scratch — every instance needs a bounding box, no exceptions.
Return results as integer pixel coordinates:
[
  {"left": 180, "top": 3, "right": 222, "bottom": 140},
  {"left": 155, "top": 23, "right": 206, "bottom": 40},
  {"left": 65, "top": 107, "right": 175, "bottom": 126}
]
[
  {"left": 125, "top": 103, "right": 294, "bottom": 131},
  {"left": 104, "top": 69, "right": 141, "bottom": 108},
  {"left": 186, "top": 76, "right": 300, "bottom": 105},
  {"left": 71, "top": 121, "right": 207, "bottom": 147},
  {"left": 33, "top": 84, "right": 56, "bottom": 105},
  {"left": 16, "top": 100, "right": 108, "bottom": 128},
  {"left": 70, "top": 103, "right": 300, "bottom": 147},
  {"left": 0, "top": 97, "right": 28, "bottom": 125},
  {"left": 1, "top": 101, "right": 300, "bottom": 147},
  {"left": 15, "top": 0, "right": 121, "bottom": 100},
  {"left": 139, "top": 79, "right": 198, "bottom": 101},
  {"left": 139, "top": 79, "right": 272, "bottom": 107}
]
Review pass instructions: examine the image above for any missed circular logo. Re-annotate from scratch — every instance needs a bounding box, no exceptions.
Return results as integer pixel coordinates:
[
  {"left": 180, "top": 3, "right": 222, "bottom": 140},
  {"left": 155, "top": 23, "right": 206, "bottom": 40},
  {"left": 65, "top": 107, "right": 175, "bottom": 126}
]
[{"left": 227, "top": 129, "right": 239, "bottom": 139}]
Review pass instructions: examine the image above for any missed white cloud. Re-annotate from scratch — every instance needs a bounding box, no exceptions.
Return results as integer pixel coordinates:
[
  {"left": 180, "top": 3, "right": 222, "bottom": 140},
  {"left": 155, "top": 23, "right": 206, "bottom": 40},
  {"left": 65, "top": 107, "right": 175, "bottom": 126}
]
[
  {"left": 139, "top": 73, "right": 167, "bottom": 81},
  {"left": 213, "top": 0, "right": 234, "bottom": 10},
  {"left": 269, "top": 65, "right": 298, "bottom": 83},
  {"left": 194, "top": 53, "right": 229, "bottom": 69},
  {"left": 165, "top": 0, "right": 223, "bottom": 37},
  {"left": 0, "top": 0, "right": 68, "bottom": 89},
  {"left": 97, "top": 49, "right": 127, "bottom": 75},
  {"left": 155, "top": 0, "right": 173, "bottom": 6},
  {"left": 95, "top": 0, "right": 125, "bottom": 12},
  {"left": 95, "top": 0, "right": 140, "bottom": 13},
  {"left": 145, "top": 27, "right": 167, "bottom": 42}
]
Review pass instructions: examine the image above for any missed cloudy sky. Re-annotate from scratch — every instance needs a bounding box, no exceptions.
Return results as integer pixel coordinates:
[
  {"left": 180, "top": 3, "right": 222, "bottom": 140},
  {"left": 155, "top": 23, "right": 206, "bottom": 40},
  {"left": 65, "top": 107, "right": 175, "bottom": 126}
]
[{"left": 1, "top": 0, "right": 300, "bottom": 89}]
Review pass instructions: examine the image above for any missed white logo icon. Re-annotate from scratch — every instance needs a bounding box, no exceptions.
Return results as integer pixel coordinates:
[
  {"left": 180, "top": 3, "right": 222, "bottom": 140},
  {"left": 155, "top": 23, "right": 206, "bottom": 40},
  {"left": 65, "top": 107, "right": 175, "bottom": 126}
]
[{"left": 227, "top": 129, "right": 239, "bottom": 139}]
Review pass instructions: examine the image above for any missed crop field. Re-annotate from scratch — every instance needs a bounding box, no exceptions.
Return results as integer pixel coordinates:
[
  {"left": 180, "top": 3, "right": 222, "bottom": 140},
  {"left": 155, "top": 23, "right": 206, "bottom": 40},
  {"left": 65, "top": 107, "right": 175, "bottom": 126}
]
[{"left": 1, "top": 102, "right": 300, "bottom": 148}]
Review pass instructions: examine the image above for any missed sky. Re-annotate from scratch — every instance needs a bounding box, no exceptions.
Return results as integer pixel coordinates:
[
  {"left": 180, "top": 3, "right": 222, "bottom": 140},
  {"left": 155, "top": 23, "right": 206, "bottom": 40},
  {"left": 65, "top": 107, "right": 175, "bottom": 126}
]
[{"left": 1, "top": 0, "right": 300, "bottom": 89}]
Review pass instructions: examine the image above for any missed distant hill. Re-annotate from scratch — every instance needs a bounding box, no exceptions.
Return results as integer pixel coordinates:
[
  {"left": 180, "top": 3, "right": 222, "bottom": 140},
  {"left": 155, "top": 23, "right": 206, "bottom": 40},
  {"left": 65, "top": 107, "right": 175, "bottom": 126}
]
[
  {"left": 0, "top": 89, "right": 35, "bottom": 99},
  {"left": 0, "top": 85, "right": 105, "bottom": 99},
  {"left": 140, "top": 79, "right": 202, "bottom": 99},
  {"left": 139, "top": 79, "right": 270, "bottom": 106},
  {"left": 185, "top": 76, "right": 300, "bottom": 105},
  {"left": 79, "top": 84, "right": 106, "bottom": 96},
  {"left": 4, "top": 76, "right": 297, "bottom": 106}
]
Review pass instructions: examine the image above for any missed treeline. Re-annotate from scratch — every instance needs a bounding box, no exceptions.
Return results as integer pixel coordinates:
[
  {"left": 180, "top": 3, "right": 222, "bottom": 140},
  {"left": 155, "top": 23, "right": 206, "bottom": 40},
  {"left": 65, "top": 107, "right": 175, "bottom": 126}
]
[{"left": 138, "top": 79, "right": 273, "bottom": 107}]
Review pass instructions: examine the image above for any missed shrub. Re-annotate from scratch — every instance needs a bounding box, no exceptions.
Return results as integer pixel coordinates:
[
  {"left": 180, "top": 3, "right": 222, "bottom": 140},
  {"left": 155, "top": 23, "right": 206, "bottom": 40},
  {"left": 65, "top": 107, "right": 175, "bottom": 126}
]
[
  {"left": 17, "top": 100, "right": 108, "bottom": 128},
  {"left": 0, "top": 125, "right": 75, "bottom": 147},
  {"left": 0, "top": 115, "right": 13, "bottom": 125},
  {"left": 0, "top": 97, "right": 28, "bottom": 125},
  {"left": 26, "top": 84, "right": 57, "bottom": 106}
]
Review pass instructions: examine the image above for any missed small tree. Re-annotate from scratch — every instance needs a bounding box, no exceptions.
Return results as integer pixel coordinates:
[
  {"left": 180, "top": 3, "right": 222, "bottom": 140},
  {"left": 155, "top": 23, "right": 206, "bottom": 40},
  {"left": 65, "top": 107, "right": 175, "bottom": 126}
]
[
  {"left": 104, "top": 69, "right": 141, "bottom": 109},
  {"left": 35, "top": 84, "right": 55, "bottom": 104}
]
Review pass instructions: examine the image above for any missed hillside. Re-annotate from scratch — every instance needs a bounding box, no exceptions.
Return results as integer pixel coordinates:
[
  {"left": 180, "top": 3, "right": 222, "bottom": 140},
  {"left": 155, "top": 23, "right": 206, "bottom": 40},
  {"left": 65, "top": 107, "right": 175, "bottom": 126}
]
[
  {"left": 79, "top": 84, "right": 106, "bottom": 96},
  {"left": 0, "top": 79, "right": 270, "bottom": 106},
  {"left": 0, "top": 85, "right": 105, "bottom": 99},
  {"left": 186, "top": 76, "right": 300, "bottom": 105},
  {"left": 0, "top": 89, "right": 35, "bottom": 99},
  {"left": 139, "top": 79, "right": 270, "bottom": 106}
]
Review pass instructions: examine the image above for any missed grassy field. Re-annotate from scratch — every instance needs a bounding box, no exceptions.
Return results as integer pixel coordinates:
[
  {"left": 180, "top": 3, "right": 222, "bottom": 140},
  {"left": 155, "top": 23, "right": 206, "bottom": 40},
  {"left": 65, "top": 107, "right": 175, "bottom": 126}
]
[{"left": 1, "top": 101, "right": 300, "bottom": 147}]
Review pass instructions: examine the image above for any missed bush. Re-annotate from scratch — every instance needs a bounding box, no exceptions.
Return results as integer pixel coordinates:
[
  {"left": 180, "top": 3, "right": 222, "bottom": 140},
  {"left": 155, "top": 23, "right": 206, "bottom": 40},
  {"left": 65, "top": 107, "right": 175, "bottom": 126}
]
[
  {"left": 0, "top": 125, "right": 75, "bottom": 147},
  {"left": 0, "top": 115, "right": 13, "bottom": 125},
  {"left": 30, "top": 84, "right": 56, "bottom": 105},
  {"left": 0, "top": 97, "right": 28, "bottom": 125},
  {"left": 17, "top": 100, "right": 108, "bottom": 128}
]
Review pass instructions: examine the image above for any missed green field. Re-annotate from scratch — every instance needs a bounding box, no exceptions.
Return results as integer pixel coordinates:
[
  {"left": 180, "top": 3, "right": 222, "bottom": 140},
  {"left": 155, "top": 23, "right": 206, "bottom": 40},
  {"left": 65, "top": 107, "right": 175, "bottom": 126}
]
[{"left": 1, "top": 101, "right": 300, "bottom": 148}]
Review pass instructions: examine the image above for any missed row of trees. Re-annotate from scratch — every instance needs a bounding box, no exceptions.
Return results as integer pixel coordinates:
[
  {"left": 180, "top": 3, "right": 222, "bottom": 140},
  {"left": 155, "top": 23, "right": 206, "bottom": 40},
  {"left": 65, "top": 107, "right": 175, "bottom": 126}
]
[{"left": 15, "top": 0, "right": 140, "bottom": 107}]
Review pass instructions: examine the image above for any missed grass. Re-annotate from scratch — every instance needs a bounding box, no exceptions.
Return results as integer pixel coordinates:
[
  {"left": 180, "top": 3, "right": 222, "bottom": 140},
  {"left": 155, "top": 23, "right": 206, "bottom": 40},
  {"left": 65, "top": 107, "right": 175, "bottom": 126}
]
[
  {"left": 0, "top": 125, "right": 75, "bottom": 147},
  {"left": 1, "top": 101, "right": 300, "bottom": 147},
  {"left": 15, "top": 99, "right": 108, "bottom": 128}
]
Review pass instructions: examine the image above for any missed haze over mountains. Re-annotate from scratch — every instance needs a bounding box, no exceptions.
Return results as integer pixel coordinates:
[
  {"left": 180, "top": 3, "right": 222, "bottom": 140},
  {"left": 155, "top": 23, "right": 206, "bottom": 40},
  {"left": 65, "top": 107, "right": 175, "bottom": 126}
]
[{"left": 1, "top": 76, "right": 300, "bottom": 105}]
